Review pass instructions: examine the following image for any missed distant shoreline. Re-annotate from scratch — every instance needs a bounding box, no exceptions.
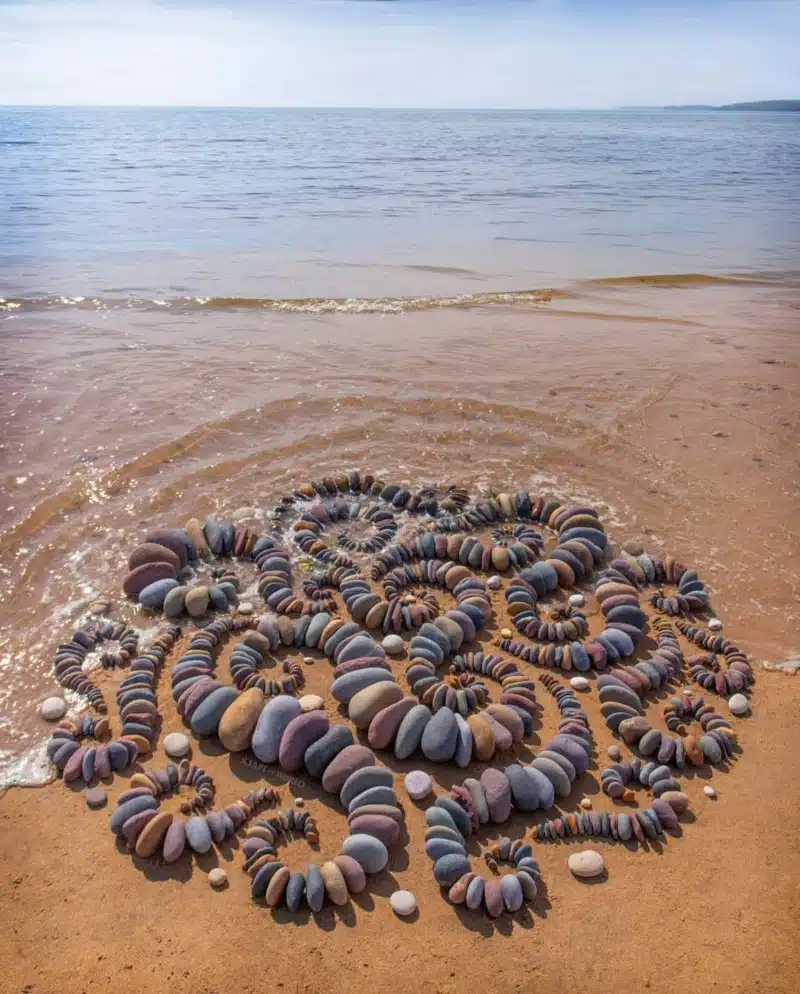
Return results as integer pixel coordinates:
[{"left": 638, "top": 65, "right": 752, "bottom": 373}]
[{"left": 621, "top": 100, "right": 800, "bottom": 112}]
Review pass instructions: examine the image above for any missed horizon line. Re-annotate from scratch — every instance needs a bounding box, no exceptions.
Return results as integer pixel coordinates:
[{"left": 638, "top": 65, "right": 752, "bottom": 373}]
[{"left": 1, "top": 102, "right": 793, "bottom": 111}]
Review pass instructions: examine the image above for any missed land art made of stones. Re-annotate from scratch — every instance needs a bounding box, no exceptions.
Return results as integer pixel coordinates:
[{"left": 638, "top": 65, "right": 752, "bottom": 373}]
[{"left": 42, "top": 472, "right": 758, "bottom": 923}]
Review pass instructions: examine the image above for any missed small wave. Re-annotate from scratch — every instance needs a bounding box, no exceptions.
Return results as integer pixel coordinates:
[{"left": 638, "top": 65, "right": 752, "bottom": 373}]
[{"left": 0, "top": 289, "right": 559, "bottom": 315}]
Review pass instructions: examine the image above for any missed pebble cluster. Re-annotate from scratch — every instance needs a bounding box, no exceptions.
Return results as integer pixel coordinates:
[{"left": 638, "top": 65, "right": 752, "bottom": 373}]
[
  {"left": 424, "top": 788, "right": 542, "bottom": 918},
  {"left": 46, "top": 471, "right": 759, "bottom": 924}
]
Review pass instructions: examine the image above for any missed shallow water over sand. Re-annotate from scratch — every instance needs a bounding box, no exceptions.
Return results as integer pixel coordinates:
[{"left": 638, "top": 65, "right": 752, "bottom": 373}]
[{"left": 1, "top": 275, "right": 797, "bottom": 783}]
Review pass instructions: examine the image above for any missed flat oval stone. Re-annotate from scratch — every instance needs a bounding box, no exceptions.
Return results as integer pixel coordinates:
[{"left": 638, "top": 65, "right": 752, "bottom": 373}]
[
  {"left": 433, "top": 853, "right": 471, "bottom": 886},
  {"left": 322, "top": 745, "right": 375, "bottom": 793},
  {"left": 163, "top": 732, "right": 190, "bottom": 758},
  {"left": 186, "top": 816, "right": 213, "bottom": 853},
  {"left": 332, "top": 667, "right": 394, "bottom": 704},
  {"left": 298, "top": 694, "right": 324, "bottom": 713},
  {"left": 85, "top": 787, "right": 107, "bottom": 808},
  {"left": 306, "top": 864, "right": 325, "bottom": 912},
  {"left": 394, "top": 704, "right": 432, "bottom": 760},
  {"left": 569, "top": 677, "right": 589, "bottom": 691},
  {"left": 480, "top": 768, "right": 512, "bottom": 823},
  {"left": 568, "top": 849, "right": 605, "bottom": 878},
  {"left": 162, "top": 821, "right": 187, "bottom": 862},
  {"left": 279, "top": 711, "right": 330, "bottom": 772},
  {"left": 218, "top": 687, "right": 265, "bottom": 752},
  {"left": 139, "top": 578, "right": 179, "bottom": 609},
  {"left": 348, "top": 680, "right": 403, "bottom": 729},
  {"left": 135, "top": 811, "right": 173, "bottom": 857},
  {"left": 349, "top": 814, "right": 400, "bottom": 847},
  {"left": 420, "top": 707, "right": 459, "bottom": 762},
  {"left": 483, "top": 879, "right": 504, "bottom": 917},
  {"left": 251, "top": 860, "right": 284, "bottom": 898},
  {"left": 368, "top": 696, "right": 418, "bottom": 750},
  {"left": 265, "top": 867, "right": 291, "bottom": 907},
  {"left": 382, "top": 634, "right": 404, "bottom": 655},
  {"left": 500, "top": 873, "right": 524, "bottom": 912},
  {"left": 251, "top": 696, "right": 303, "bottom": 764},
  {"left": 209, "top": 868, "right": 228, "bottom": 889},
  {"left": 321, "top": 861, "right": 349, "bottom": 905},
  {"left": 426, "top": 838, "right": 466, "bottom": 861},
  {"left": 190, "top": 686, "right": 239, "bottom": 737},
  {"left": 40, "top": 697, "right": 66, "bottom": 721},
  {"left": 466, "top": 875, "right": 485, "bottom": 909},
  {"left": 340, "top": 766, "right": 393, "bottom": 808},
  {"left": 110, "top": 795, "right": 158, "bottom": 833},
  {"left": 342, "top": 833, "right": 389, "bottom": 874},
  {"left": 334, "top": 854, "right": 366, "bottom": 894},
  {"left": 304, "top": 725, "right": 355, "bottom": 779},
  {"left": 504, "top": 764, "right": 541, "bottom": 811},
  {"left": 123, "top": 562, "right": 177, "bottom": 599}
]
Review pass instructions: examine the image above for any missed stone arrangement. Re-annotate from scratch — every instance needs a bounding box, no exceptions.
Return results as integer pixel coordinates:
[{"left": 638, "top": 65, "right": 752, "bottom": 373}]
[{"left": 41, "top": 472, "right": 759, "bottom": 922}]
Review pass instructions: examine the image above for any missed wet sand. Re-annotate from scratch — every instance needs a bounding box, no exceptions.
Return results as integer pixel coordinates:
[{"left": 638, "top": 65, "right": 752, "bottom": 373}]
[{"left": 1, "top": 277, "right": 799, "bottom": 992}]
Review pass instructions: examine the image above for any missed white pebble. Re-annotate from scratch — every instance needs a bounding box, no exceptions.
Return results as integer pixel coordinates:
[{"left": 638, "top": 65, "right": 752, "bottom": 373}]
[
  {"left": 237, "top": 601, "right": 254, "bottom": 615},
  {"left": 298, "top": 694, "right": 324, "bottom": 713},
  {"left": 208, "top": 868, "right": 228, "bottom": 889},
  {"left": 163, "top": 732, "right": 190, "bottom": 758},
  {"left": 569, "top": 593, "right": 585, "bottom": 607},
  {"left": 294, "top": 797, "right": 304, "bottom": 807},
  {"left": 382, "top": 634, "right": 404, "bottom": 655},
  {"left": 707, "top": 618, "right": 723, "bottom": 631},
  {"left": 500, "top": 628, "right": 512, "bottom": 639},
  {"left": 570, "top": 676, "right": 589, "bottom": 691},
  {"left": 704, "top": 785, "right": 717, "bottom": 799},
  {"left": 728, "top": 693, "right": 750, "bottom": 716},
  {"left": 390, "top": 890, "right": 417, "bottom": 916},
  {"left": 580, "top": 797, "right": 592, "bottom": 810},
  {"left": 607, "top": 745, "right": 621, "bottom": 760},
  {"left": 487, "top": 575, "right": 503, "bottom": 590},
  {"left": 568, "top": 850, "right": 605, "bottom": 879},
  {"left": 683, "top": 688, "right": 693, "bottom": 696},
  {"left": 404, "top": 770, "right": 432, "bottom": 800},
  {"left": 303, "top": 656, "right": 314, "bottom": 664},
  {"left": 39, "top": 697, "right": 66, "bottom": 721}
]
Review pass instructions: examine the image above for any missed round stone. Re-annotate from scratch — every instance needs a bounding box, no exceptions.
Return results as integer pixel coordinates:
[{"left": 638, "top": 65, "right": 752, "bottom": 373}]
[
  {"left": 580, "top": 797, "right": 592, "bottom": 810},
  {"left": 163, "top": 732, "right": 190, "bottom": 758},
  {"left": 487, "top": 575, "right": 503, "bottom": 590},
  {"left": 341, "top": 834, "right": 389, "bottom": 874},
  {"left": 728, "top": 693, "right": 750, "bottom": 716},
  {"left": 237, "top": 601, "right": 254, "bottom": 616},
  {"left": 500, "top": 628, "right": 512, "bottom": 639},
  {"left": 294, "top": 797, "right": 304, "bottom": 807},
  {"left": 298, "top": 694, "right": 324, "bottom": 713},
  {"left": 381, "top": 634, "right": 404, "bottom": 655},
  {"left": 40, "top": 697, "right": 66, "bottom": 721},
  {"left": 704, "top": 785, "right": 717, "bottom": 798},
  {"left": 85, "top": 787, "right": 107, "bottom": 808},
  {"left": 568, "top": 850, "right": 605, "bottom": 879},
  {"left": 707, "top": 618, "right": 723, "bottom": 631},
  {"left": 209, "top": 868, "right": 228, "bottom": 888},
  {"left": 404, "top": 770, "right": 432, "bottom": 800},
  {"left": 569, "top": 677, "right": 589, "bottom": 691},
  {"left": 607, "top": 745, "right": 621, "bottom": 760},
  {"left": 569, "top": 593, "right": 585, "bottom": 607},
  {"left": 390, "top": 890, "right": 417, "bottom": 916}
]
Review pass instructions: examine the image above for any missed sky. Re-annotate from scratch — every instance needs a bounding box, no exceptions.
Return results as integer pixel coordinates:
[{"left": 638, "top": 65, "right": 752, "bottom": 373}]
[{"left": 0, "top": 0, "right": 798, "bottom": 108}]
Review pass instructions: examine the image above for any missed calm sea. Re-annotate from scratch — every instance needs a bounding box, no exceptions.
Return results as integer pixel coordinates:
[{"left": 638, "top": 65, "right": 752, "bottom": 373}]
[{"left": 1, "top": 107, "right": 798, "bottom": 306}]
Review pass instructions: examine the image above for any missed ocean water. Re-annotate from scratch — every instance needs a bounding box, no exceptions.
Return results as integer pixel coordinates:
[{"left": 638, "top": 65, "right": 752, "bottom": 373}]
[
  {"left": 0, "top": 107, "right": 798, "bottom": 785},
  {"left": 2, "top": 106, "right": 799, "bottom": 305}
]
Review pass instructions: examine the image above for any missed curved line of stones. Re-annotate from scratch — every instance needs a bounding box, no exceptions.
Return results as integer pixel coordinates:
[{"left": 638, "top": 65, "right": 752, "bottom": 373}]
[
  {"left": 291, "top": 498, "right": 399, "bottom": 556},
  {"left": 676, "top": 620, "right": 754, "bottom": 696}
]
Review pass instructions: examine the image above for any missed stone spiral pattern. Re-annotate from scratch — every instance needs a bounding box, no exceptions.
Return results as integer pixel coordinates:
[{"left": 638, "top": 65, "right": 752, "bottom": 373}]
[
  {"left": 676, "top": 620, "right": 754, "bottom": 696},
  {"left": 424, "top": 790, "right": 542, "bottom": 918},
  {"left": 50, "top": 471, "right": 760, "bottom": 923},
  {"left": 110, "top": 784, "right": 280, "bottom": 861},
  {"left": 125, "top": 759, "right": 216, "bottom": 815}
]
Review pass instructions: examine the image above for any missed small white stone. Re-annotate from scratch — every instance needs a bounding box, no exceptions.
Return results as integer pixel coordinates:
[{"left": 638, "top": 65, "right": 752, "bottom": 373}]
[
  {"left": 707, "top": 618, "right": 723, "bottom": 632},
  {"left": 298, "top": 694, "right": 324, "bottom": 713},
  {"left": 39, "top": 697, "right": 67, "bottom": 721},
  {"left": 404, "top": 770, "right": 432, "bottom": 800},
  {"left": 294, "top": 797, "right": 304, "bottom": 807},
  {"left": 208, "top": 868, "right": 228, "bottom": 889},
  {"left": 580, "top": 797, "right": 592, "bottom": 810},
  {"left": 570, "top": 676, "right": 589, "bottom": 691},
  {"left": 500, "top": 628, "right": 512, "bottom": 639},
  {"left": 237, "top": 601, "right": 254, "bottom": 616},
  {"left": 607, "top": 745, "right": 621, "bottom": 760},
  {"left": 569, "top": 593, "right": 585, "bottom": 607},
  {"left": 703, "top": 785, "right": 717, "bottom": 799},
  {"left": 728, "top": 693, "right": 750, "bottom": 716},
  {"left": 683, "top": 688, "right": 693, "bottom": 696},
  {"left": 487, "top": 575, "right": 503, "bottom": 590},
  {"left": 390, "top": 890, "right": 417, "bottom": 916},
  {"left": 163, "top": 732, "right": 191, "bottom": 758},
  {"left": 303, "top": 656, "right": 314, "bottom": 664},
  {"left": 382, "top": 634, "right": 404, "bottom": 655},
  {"left": 568, "top": 850, "right": 605, "bottom": 879}
]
